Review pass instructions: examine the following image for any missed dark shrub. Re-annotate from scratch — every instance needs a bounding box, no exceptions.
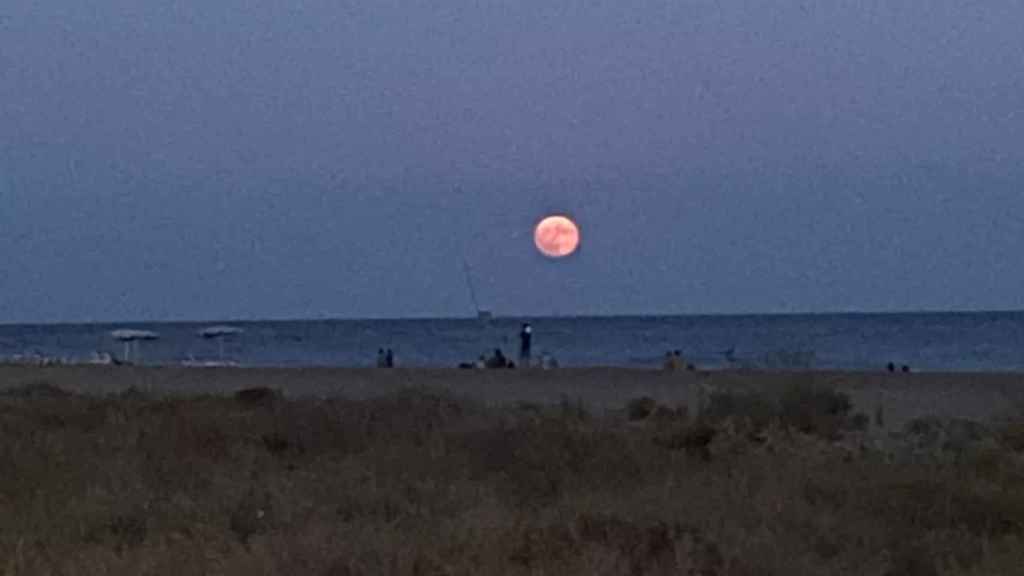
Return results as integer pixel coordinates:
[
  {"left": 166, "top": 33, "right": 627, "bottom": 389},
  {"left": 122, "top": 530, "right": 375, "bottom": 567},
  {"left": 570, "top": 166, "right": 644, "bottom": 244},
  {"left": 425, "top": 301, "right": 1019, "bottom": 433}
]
[
  {"left": 654, "top": 423, "right": 717, "bottom": 461},
  {"left": 702, "top": 390, "right": 776, "bottom": 430},
  {"left": 1, "top": 381, "right": 75, "bottom": 398},
  {"left": 234, "top": 387, "right": 281, "bottom": 407},
  {"left": 778, "top": 385, "right": 854, "bottom": 440},
  {"left": 1001, "top": 420, "right": 1024, "bottom": 452},
  {"left": 626, "top": 397, "right": 657, "bottom": 421}
]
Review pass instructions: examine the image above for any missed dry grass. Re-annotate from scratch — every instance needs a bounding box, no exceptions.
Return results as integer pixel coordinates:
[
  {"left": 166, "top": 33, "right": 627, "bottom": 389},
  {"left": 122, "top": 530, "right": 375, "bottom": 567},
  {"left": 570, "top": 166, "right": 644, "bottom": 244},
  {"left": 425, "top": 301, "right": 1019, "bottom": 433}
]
[{"left": 2, "top": 382, "right": 1024, "bottom": 575}]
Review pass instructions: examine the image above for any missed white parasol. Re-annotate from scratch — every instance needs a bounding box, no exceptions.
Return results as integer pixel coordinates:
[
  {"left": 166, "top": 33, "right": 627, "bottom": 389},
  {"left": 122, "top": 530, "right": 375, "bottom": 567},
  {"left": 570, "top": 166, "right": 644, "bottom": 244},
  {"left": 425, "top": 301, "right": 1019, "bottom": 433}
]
[
  {"left": 198, "top": 325, "right": 244, "bottom": 360},
  {"left": 110, "top": 329, "right": 160, "bottom": 363}
]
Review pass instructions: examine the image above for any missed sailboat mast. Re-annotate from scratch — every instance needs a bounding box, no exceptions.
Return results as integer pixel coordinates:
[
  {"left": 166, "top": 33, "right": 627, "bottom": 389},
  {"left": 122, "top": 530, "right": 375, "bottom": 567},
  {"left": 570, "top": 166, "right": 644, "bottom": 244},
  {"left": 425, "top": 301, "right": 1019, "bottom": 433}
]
[{"left": 462, "top": 258, "right": 481, "bottom": 315}]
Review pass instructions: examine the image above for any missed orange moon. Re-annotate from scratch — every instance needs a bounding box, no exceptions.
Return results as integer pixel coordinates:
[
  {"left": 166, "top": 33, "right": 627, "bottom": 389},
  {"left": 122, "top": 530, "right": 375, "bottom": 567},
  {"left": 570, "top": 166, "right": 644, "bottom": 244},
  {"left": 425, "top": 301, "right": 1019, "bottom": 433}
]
[{"left": 533, "top": 215, "right": 580, "bottom": 258}]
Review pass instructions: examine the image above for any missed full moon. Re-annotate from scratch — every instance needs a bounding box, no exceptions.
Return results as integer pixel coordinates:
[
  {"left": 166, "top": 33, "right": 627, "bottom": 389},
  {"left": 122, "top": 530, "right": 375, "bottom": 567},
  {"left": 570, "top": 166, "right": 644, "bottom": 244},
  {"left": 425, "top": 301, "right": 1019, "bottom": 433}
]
[{"left": 534, "top": 215, "right": 580, "bottom": 258}]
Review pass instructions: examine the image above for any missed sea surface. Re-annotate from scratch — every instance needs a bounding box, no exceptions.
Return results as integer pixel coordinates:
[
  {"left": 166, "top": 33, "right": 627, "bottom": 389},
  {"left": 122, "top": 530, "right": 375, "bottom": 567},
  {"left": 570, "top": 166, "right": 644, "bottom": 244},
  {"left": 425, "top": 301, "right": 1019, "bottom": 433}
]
[{"left": 1, "top": 312, "right": 1023, "bottom": 372}]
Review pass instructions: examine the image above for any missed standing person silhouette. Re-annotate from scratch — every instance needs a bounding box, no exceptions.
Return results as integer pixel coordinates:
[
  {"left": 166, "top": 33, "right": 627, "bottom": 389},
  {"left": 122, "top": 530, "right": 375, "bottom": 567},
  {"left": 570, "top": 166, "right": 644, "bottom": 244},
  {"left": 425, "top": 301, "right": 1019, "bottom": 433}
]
[{"left": 519, "top": 323, "right": 533, "bottom": 366}]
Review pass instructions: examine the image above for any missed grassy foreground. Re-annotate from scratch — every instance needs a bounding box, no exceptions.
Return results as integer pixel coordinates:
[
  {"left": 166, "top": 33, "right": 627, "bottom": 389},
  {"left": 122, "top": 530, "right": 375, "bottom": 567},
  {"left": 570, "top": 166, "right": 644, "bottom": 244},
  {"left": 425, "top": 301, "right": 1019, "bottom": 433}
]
[{"left": 2, "top": 381, "right": 1024, "bottom": 575}]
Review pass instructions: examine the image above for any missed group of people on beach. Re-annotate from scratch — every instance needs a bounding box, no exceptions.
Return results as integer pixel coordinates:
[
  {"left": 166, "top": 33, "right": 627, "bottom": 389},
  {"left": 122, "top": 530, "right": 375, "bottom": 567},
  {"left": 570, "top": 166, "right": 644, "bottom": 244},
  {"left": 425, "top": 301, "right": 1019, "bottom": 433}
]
[
  {"left": 662, "top": 348, "right": 913, "bottom": 373},
  {"left": 374, "top": 331, "right": 906, "bottom": 373},
  {"left": 663, "top": 350, "right": 696, "bottom": 372},
  {"left": 377, "top": 323, "right": 542, "bottom": 370},
  {"left": 477, "top": 348, "right": 516, "bottom": 369},
  {"left": 456, "top": 323, "right": 554, "bottom": 370},
  {"left": 375, "top": 348, "right": 395, "bottom": 368},
  {"left": 478, "top": 323, "right": 533, "bottom": 369}
]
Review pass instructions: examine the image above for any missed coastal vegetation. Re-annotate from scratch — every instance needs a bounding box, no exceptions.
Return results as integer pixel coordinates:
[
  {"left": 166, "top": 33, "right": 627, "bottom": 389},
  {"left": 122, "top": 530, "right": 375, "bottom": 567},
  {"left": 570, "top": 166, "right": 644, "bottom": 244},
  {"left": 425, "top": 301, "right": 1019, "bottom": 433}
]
[{"left": 2, "top": 381, "right": 1024, "bottom": 575}]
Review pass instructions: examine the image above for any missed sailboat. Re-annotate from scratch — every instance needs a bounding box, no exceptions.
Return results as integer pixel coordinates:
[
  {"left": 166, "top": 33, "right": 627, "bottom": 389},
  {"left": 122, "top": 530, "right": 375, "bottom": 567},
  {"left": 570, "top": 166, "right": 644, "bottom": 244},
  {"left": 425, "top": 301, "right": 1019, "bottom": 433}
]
[{"left": 462, "top": 258, "right": 492, "bottom": 321}]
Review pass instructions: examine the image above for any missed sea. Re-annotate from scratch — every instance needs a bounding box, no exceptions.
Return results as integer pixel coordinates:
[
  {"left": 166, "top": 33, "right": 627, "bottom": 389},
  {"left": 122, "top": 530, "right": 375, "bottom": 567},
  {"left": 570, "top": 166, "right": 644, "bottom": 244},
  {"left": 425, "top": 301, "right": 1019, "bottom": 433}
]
[{"left": 1, "top": 312, "right": 1023, "bottom": 372}]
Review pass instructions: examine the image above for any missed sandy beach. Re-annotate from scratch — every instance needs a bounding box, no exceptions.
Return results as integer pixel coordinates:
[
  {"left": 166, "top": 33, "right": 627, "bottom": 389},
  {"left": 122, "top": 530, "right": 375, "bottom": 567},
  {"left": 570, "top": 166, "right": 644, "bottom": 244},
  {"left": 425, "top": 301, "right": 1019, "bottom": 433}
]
[{"left": 3, "top": 364, "right": 1022, "bottom": 429}]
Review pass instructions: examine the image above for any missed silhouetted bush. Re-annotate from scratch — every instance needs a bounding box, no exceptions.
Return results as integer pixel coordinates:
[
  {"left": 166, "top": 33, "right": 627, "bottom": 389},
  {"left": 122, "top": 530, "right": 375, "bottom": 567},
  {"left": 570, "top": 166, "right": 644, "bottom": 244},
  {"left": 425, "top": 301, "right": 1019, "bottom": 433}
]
[
  {"left": 778, "top": 384, "right": 854, "bottom": 440},
  {"left": 1, "top": 380, "right": 75, "bottom": 398},
  {"left": 626, "top": 396, "right": 657, "bottom": 421},
  {"left": 233, "top": 386, "right": 281, "bottom": 407},
  {"left": 698, "top": 383, "right": 858, "bottom": 441}
]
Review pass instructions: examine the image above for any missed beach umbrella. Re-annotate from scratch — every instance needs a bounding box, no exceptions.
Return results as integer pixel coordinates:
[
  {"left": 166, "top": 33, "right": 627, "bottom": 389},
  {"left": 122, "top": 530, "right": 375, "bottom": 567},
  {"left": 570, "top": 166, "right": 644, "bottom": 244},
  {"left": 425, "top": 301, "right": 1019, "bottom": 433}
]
[
  {"left": 110, "top": 329, "right": 160, "bottom": 363},
  {"left": 198, "top": 325, "right": 244, "bottom": 360}
]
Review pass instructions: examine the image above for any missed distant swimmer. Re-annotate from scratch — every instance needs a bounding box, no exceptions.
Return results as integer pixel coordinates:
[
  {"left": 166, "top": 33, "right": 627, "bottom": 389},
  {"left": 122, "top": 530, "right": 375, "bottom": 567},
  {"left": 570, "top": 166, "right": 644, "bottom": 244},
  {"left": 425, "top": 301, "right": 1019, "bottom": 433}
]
[{"left": 520, "top": 323, "right": 533, "bottom": 365}]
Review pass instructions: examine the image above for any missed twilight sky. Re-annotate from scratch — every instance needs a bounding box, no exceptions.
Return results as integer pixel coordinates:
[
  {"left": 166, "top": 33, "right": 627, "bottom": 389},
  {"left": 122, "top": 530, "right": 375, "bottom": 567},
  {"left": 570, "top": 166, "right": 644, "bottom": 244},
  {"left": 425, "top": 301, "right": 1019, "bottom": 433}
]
[{"left": 1, "top": 0, "right": 1022, "bottom": 322}]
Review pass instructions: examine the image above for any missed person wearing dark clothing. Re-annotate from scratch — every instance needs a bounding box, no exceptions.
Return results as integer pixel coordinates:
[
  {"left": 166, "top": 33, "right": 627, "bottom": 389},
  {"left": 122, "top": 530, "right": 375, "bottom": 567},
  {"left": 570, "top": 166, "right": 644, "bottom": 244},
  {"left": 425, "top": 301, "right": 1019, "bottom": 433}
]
[
  {"left": 377, "top": 349, "right": 387, "bottom": 368},
  {"left": 519, "top": 323, "right": 533, "bottom": 365},
  {"left": 486, "top": 348, "right": 508, "bottom": 369},
  {"left": 385, "top": 349, "right": 394, "bottom": 368}
]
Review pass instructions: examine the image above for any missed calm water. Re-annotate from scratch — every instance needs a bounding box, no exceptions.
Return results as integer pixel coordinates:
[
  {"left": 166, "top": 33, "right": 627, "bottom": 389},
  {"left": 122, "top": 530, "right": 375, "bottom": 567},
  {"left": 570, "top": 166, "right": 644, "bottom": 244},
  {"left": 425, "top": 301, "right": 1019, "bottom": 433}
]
[{"left": 1, "top": 313, "right": 1023, "bottom": 371}]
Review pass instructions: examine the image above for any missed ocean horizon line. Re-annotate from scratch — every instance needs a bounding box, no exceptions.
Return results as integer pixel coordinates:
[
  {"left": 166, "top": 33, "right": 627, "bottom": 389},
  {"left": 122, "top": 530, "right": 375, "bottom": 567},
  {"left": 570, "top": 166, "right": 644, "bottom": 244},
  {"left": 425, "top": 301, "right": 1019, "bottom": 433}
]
[{"left": 3, "top": 308, "right": 1024, "bottom": 328}]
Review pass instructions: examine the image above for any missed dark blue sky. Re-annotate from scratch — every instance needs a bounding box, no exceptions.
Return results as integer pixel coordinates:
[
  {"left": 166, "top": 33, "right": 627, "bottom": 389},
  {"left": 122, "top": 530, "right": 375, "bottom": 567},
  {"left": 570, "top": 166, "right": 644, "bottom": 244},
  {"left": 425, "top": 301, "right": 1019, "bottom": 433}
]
[{"left": 2, "top": 1, "right": 1022, "bottom": 322}]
